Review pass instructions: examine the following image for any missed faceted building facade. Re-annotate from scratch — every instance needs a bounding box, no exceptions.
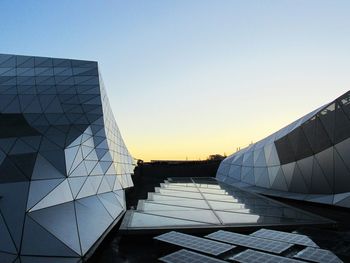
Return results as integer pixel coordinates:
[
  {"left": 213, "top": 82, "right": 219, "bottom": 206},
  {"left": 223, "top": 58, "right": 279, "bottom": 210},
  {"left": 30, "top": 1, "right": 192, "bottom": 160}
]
[
  {"left": 217, "top": 91, "right": 350, "bottom": 208},
  {"left": 0, "top": 54, "right": 134, "bottom": 262}
]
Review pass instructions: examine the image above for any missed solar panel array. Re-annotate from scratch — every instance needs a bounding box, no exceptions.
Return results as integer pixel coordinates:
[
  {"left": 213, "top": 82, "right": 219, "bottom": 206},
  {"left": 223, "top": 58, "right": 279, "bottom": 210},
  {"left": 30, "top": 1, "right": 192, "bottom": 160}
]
[
  {"left": 251, "top": 228, "right": 319, "bottom": 247},
  {"left": 154, "top": 231, "right": 235, "bottom": 256},
  {"left": 159, "top": 249, "right": 227, "bottom": 263},
  {"left": 157, "top": 229, "right": 343, "bottom": 263},
  {"left": 230, "top": 249, "right": 305, "bottom": 263},
  {"left": 206, "top": 230, "right": 293, "bottom": 254},
  {"left": 294, "top": 247, "right": 343, "bottom": 263}
]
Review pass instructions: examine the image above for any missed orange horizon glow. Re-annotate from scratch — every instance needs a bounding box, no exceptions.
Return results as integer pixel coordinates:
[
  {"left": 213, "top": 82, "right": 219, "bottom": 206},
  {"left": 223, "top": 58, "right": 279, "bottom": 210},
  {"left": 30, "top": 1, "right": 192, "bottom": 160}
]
[{"left": 122, "top": 105, "right": 339, "bottom": 162}]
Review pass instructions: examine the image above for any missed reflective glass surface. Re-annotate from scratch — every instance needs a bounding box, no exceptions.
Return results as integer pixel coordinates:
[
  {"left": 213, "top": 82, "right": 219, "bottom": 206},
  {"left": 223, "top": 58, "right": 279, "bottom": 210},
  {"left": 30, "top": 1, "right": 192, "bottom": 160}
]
[{"left": 120, "top": 177, "right": 333, "bottom": 231}]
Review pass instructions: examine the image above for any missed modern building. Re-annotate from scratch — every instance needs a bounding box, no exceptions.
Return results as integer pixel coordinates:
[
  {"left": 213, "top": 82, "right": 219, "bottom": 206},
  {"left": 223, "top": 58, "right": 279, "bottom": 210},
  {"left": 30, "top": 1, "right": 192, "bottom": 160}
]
[
  {"left": 0, "top": 54, "right": 134, "bottom": 262},
  {"left": 217, "top": 91, "right": 350, "bottom": 208}
]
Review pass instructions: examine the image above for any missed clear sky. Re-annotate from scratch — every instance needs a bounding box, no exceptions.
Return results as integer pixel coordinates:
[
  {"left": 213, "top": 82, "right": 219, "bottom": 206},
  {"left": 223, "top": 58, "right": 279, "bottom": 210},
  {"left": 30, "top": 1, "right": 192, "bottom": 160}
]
[{"left": 1, "top": 1, "right": 350, "bottom": 161}]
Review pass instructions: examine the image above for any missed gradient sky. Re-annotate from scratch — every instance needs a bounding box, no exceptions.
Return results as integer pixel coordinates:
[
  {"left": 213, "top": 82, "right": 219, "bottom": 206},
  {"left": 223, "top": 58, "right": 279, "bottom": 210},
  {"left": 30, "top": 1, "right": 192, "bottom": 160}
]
[{"left": 1, "top": 1, "right": 350, "bottom": 161}]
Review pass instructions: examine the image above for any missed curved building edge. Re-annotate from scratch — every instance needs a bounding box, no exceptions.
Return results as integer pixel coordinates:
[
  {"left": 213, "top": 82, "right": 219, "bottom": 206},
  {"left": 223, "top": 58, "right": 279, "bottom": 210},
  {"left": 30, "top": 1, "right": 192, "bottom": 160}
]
[
  {"left": 0, "top": 54, "right": 135, "bottom": 262},
  {"left": 216, "top": 90, "right": 350, "bottom": 208}
]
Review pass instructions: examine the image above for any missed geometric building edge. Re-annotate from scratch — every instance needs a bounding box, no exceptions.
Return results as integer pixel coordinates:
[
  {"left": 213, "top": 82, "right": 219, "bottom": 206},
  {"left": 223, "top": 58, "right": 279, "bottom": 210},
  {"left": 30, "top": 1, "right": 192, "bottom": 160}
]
[
  {"left": 0, "top": 54, "right": 134, "bottom": 262},
  {"left": 216, "top": 90, "right": 350, "bottom": 209}
]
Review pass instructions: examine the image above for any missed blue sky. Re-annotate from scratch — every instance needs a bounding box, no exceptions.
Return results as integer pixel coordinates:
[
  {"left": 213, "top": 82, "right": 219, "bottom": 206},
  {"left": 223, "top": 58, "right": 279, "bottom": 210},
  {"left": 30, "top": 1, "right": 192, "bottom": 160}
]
[{"left": 1, "top": 1, "right": 350, "bottom": 160}]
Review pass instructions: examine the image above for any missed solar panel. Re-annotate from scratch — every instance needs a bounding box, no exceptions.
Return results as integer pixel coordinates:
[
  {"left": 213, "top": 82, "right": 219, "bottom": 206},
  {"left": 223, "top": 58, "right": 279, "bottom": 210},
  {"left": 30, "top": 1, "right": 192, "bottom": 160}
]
[
  {"left": 206, "top": 230, "right": 293, "bottom": 254},
  {"left": 230, "top": 249, "right": 305, "bottom": 263},
  {"left": 154, "top": 231, "right": 235, "bottom": 256},
  {"left": 294, "top": 247, "right": 343, "bottom": 263},
  {"left": 159, "top": 249, "right": 227, "bottom": 263},
  {"left": 250, "top": 228, "right": 319, "bottom": 247}
]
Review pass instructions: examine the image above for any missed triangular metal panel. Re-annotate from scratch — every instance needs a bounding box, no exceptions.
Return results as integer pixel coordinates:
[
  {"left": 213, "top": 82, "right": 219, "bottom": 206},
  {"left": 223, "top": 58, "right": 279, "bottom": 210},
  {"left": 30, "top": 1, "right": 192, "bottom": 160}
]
[
  {"left": 334, "top": 196, "right": 350, "bottom": 207},
  {"left": 75, "top": 196, "right": 113, "bottom": 254},
  {"left": 333, "top": 192, "right": 350, "bottom": 204},
  {"left": 271, "top": 167, "right": 288, "bottom": 191},
  {"left": 105, "top": 175, "right": 116, "bottom": 189},
  {"left": 311, "top": 158, "right": 332, "bottom": 194},
  {"left": 64, "top": 145, "right": 80, "bottom": 174},
  {"left": 241, "top": 166, "right": 254, "bottom": 185},
  {"left": 84, "top": 160, "right": 97, "bottom": 175},
  {"left": 267, "top": 166, "right": 279, "bottom": 186},
  {"left": 68, "top": 177, "right": 87, "bottom": 198},
  {"left": 90, "top": 162, "right": 104, "bottom": 176},
  {"left": 27, "top": 178, "right": 64, "bottom": 210},
  {"left": 297, "top": 156, "right": 314, "bottom": 189},
  {"left": 0, "top": 252, "right": 17, "bottom": 263},
  {"left": 307, "top": 194, "right": 334, "bottom": 205},
  {"left": 88, "top": 175, "right": 103, "bottom": 193},
  {"left": 255, "top": 167, "right": 270, "bottom": 188},
  {"left": 0, "top": 213, "right": 17, "bottom": 253},
  {"left": 32, "top": 154, "right": 65, "bottom": 180},
  {"left": 98, "top": 193, "right": 124, "bottom": 218},
  {"left": 29, "top": 202, "right": 81, "bottom": 255},
  {"left": 98, "top": 176, "right": 112, "bottom": 194},
  {"left": 254, "top": 148, "right": 266, "bottom": 167},
  {"left": 21, "top": 216, "right": 78, "bottom": 256},
  {"left": 334, "top": 148, "right": 350, "bottom": 193},
  {"left": 0, "top": 181, "right": 29, "bottom": 250},
  {"left": 315, "top": 147, "right": 334, "bottom": 190},
  {"left": 76, "top": 177, "right": 95, "bottom": 199},
  {"left": 30, "top": 180, "right": 74, "bottom": 211},
  {"left": 242, "top": 151, "right": 254, "bottom": 167},
  {"left": 289, "top": 163, "right": 308, "bottom": 193},
  {"left": 0, "top": 138, "right": 16, "bottom": 154},
  {"left": 113, "top": 190, "right": 126, "bottom": 208},
  {"left": 281, "top": 162, "right": 296, "bottom": 188},
  {"left": 228, "top": 165, "right": 241, "bottom": 181},
  {"left": 231, "top": 154, "right": 244, "bottom": 166},
  {"left": 69, "top": 161, "right": 87, "bottom": 178},
  {"left": 335, "top": 137, "right": 350, "bottom": 169},
  {"left": 10, "top": 139, "right": 36, "bottom": 154},
  {"left": 39, "top": 149, "right": 66, "bottom": 175},
  {"left": 318, "top": 103, "right": 335, "bottom": 143},
  {"left": 266, "top": 144, "right": 280, "bottom": 166}
]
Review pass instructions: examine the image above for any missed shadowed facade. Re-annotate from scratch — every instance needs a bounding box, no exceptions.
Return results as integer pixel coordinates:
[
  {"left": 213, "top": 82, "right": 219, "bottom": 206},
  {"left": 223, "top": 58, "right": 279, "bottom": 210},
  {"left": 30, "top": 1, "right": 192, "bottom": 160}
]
[
  {"left": 0, "top": 54, "right": 134, "bottom": 262},
  {"left": 217, "top": 91, "right": 350, "bottom": 208}
]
